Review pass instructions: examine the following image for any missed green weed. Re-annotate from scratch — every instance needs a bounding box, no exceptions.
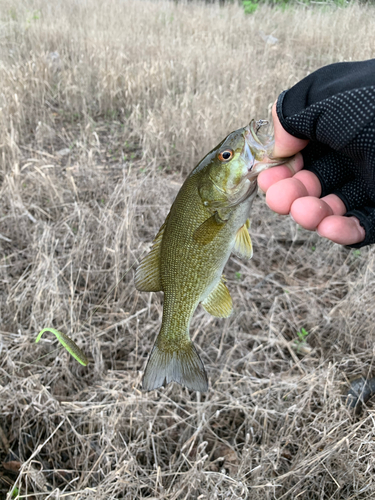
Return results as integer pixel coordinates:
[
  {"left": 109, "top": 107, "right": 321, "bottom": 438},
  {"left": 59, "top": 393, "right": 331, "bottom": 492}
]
[
  {"left": 242, "top": 0, "right": 258, "bottom": 14},
  {"left": 294, "top": 327, "right": 309, "bottom": 352}
]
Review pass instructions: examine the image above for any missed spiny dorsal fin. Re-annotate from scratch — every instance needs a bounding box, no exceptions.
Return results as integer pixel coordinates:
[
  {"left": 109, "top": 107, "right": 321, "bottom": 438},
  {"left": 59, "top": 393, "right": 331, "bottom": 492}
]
[
  {"left": 135, "top": 215, "right": 169, "bottom": 292},
  {"left": 232, "top": 219, "right": 253, "bottom": 260},
  {"left": 201, "top": 277, "right": 233, "bottom": 318},
  {"left": 142, "top": 339, "right": 208, "bottom": 392},
  {"left": 193, "top": 213, "right": 226, "bottom": 245}
]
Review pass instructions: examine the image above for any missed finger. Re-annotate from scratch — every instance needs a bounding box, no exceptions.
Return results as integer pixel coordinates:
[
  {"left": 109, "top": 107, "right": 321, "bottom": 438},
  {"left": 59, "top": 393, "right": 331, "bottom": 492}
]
[
  {"left": 293, "top": 170, "right": 321, "bottom": 197},
  {"left": 322, "top": 193, "right": 347, "bottom": 215},
  {"left": 265, "top": 170, "right": 321, "bottom": 215},
  {"left": 258, "top": 153, "right": 304, "bottom": 193},
  {"left": 272, "top": 101, "right": 309, "bottom": 158},
  {"left": 266, "top": 178, "right": 308, "bottom": 215},
  {"left": 300, "top": 141, "right": 333, "bottom": 165},
  {"left": 345, "top": 207, "right": 375, "bottom": 248},
  {"left": 317, "top": 215, "right": 366, "bottom": 246},
  {"left": 290, "top": 194, "right": 346, "bottom": 231}
]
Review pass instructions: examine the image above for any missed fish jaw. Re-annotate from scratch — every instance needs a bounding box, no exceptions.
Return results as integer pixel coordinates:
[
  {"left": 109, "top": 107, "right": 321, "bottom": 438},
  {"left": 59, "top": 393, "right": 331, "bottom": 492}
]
[{"left": 222, "top": 177, "right": 258, "bottom": 211}]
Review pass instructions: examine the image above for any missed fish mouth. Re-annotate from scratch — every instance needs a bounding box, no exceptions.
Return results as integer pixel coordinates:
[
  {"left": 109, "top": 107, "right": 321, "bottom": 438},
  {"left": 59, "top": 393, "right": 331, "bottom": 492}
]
[
  {"left": 243, "top": 121, "right": 269, "bottom": 177},
  {"left": 244, "top": 119, "right": 289, "bottom": 178},
  {"left": 243, "top": 135, "right": 256, "bottom": 173},
  {"left": 244, "top": 119, "right": 274, "bottom": 152}
]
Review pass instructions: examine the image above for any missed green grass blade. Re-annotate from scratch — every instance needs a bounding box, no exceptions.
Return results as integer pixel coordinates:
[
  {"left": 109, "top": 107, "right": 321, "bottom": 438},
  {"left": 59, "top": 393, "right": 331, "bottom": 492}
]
[{"left": 35, "top": 328, "right": 88, "bottom": 366}]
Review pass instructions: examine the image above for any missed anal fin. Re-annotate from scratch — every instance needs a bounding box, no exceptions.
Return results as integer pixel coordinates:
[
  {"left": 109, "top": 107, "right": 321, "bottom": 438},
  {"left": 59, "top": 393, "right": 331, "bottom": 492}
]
[
  {"left": 135, "top": 215, "right": 169, "bottom": 292},
  {"left": 201, "top": 277, "right": 233, "bottom": 318}
]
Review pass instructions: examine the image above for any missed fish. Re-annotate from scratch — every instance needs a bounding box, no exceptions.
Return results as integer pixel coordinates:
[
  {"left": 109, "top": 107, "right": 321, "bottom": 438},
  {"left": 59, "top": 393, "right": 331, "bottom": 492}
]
[{"left": 135, "top": 120, "right": 285, "bottom": 392}]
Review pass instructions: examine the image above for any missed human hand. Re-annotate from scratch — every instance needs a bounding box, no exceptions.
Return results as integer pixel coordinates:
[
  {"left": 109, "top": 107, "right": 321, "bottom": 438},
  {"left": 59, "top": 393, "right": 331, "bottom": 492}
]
[{"left": 258, "top": 102, "right": 366, "bottom": 246}]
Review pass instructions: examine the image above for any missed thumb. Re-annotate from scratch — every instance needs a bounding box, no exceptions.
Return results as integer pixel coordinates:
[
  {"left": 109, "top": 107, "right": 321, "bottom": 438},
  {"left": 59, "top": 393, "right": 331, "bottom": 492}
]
[{"left": 272, "top": 100, "right": 309, "bottom": 158}]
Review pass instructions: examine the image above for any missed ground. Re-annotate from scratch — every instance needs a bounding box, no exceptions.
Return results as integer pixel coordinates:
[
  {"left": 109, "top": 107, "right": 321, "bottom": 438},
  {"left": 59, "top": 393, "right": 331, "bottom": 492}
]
[{"left": 1, "top": 1, "right": 375, "bottom": 499}]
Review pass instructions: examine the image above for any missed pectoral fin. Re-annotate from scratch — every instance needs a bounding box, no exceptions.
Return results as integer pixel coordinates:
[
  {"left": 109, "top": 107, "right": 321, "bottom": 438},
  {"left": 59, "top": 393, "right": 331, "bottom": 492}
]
[
  {"left": 232, "top": 220, "right": 253, "bottom": 260},
  {"left": 193, "top": 213, "right": 226, "bottom": 245},
  {"left": 201, "top": 277, "right": 233, "bottom": 318},
  {"left": 135, "top": 215, "right": 169, "bottom": 292}
]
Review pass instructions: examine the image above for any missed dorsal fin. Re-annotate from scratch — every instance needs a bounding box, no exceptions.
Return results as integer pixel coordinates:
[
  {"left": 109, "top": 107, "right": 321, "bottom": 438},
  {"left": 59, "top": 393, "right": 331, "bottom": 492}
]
[{"left": 135, "top": 214, "right": 169, "bottom": 292}]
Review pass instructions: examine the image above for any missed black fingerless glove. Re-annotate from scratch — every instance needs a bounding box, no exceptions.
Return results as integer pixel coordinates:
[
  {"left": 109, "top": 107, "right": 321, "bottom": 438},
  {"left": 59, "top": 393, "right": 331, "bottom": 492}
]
[{"left": 276, "top": 59, "right": 375, "bottom": 248}]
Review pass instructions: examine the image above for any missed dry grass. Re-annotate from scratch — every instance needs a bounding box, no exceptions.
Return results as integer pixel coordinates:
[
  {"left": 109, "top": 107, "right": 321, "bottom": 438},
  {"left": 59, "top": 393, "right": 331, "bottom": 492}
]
[{"left": 1, "top": 0, "right": 375, "bottom": 498}]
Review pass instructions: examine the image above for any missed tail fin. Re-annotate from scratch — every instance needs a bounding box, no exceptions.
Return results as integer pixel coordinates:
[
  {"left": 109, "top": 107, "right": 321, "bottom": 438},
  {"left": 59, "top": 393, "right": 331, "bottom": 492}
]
[{"left": 142, "top": 340, "right": 208, "bottom": 392}]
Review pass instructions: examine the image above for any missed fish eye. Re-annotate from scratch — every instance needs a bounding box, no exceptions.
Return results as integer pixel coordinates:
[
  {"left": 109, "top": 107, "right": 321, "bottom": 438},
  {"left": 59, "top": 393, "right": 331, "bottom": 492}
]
[{"left": 218, "top": 149, "right": 234, "bottom": 162}]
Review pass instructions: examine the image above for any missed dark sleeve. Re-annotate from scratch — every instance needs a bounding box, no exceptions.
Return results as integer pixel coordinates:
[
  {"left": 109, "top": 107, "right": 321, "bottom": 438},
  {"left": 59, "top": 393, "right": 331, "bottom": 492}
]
[
  {"left": 276, "top": 59, "right": 375, "bottom": 146},
  {"left": 276, "top": 60, "right": 375, "bottom": 200}
]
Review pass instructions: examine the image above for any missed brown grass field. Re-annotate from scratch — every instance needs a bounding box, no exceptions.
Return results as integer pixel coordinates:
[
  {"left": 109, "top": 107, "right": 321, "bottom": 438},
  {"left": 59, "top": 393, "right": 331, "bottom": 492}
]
[{"left": 1, "top": 0, "right": 375, "bottom": 498}]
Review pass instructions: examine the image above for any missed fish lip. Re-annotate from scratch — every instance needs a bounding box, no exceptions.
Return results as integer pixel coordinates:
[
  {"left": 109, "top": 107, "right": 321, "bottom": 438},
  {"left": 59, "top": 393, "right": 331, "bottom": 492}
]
[
  {"left": 243, "top": 137, "right": 255, "bottom": 173},
  {"left": 246, "top": 179, "right": 258, "bottom": 198},
  {"left": 244, "top": 120, "right": 289, "bottom": 177},
  {"left": 243, "top": 121, "right": 268, "bottom": 173}
]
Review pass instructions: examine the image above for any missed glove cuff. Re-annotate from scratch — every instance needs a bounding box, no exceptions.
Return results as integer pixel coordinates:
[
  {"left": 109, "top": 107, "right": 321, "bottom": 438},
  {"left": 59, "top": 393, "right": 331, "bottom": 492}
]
[{"left": 345, "top": 208, "right": 375, "bottom": 248}]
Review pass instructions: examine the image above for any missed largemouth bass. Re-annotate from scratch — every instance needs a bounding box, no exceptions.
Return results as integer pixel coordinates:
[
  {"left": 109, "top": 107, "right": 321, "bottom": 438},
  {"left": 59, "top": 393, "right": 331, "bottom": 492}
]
[{"left": 135, "top": 120, "right": 284, "bottom": 392}]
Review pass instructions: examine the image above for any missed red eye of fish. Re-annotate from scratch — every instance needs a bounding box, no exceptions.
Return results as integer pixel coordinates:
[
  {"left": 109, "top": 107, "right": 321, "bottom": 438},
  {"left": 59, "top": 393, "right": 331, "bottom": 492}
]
[{"left": 218, "top": 149, "right": 233, "bottom": 162}]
